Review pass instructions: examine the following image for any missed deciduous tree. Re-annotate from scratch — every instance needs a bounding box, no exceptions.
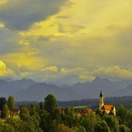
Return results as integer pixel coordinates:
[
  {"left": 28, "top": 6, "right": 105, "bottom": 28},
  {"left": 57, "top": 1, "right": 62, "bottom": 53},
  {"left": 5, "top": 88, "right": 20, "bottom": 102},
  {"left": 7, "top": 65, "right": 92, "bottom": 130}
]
[
  {"left": 8, "top": 96, "right": 15, "bottom": 110},
  {"left": 2, "top": 103, "right": 9, "bottom": 118},
  {"left": 104, "top": 115, "right": 119, "bottom": 132},
  {"left": 20, "top": 107, "right": 29, "bottom": 116},
  {"left": 57, "top": 124, "right": 72, "bottom": 132},
  {"left": 94, "top": 120, "right": 110, "bottom": 132}
]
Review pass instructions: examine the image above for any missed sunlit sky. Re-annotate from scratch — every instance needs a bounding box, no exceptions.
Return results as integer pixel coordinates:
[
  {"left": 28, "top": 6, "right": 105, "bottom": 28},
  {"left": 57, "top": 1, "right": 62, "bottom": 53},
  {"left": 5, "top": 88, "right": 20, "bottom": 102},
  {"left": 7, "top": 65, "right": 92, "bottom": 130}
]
[{"left": 0, "top": 0, "right": 132, "bottom": 84}]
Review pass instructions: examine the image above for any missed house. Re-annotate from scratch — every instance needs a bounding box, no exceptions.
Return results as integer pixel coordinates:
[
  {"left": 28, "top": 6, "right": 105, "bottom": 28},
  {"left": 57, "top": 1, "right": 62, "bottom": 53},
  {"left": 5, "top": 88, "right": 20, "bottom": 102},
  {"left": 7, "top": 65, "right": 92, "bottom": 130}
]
[
  {"left": 99, "top": 90, "right": 116, "bottom": 116},
  {"left": 74, "top": 107, "right": 94, "bottom": 117},
  {"left": 87, "top": 108, "right": 93, "bottom": 113}
]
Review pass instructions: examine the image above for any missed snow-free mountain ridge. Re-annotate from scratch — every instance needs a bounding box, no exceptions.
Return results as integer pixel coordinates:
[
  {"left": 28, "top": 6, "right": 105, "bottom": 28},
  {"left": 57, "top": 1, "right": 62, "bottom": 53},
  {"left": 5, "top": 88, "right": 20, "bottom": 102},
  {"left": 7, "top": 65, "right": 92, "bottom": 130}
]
[{"left": 0, "top": 77, "right": 131, "bottom": 101}]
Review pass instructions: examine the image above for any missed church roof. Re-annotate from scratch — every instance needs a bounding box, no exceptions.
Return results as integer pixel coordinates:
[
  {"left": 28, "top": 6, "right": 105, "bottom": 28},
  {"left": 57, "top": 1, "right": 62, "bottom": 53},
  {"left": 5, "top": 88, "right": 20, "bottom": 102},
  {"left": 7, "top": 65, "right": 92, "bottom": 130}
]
[{"left": 102, "top": 105, "right": 114, "bottom": 111}]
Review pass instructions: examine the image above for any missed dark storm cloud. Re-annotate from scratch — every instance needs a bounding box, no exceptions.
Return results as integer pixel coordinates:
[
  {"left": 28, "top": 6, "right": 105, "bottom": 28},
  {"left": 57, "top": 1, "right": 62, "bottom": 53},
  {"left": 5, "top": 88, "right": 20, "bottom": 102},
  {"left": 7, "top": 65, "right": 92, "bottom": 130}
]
[{"left": 0, "top": 0, "right": 66, "bottom": 30}]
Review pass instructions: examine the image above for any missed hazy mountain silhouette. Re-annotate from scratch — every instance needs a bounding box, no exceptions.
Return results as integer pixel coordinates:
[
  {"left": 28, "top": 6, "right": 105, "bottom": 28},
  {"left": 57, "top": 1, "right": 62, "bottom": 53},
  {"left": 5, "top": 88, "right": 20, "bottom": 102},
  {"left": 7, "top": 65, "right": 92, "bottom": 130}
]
[
  {"left": 111, "top": 84, "right": 132, "bottom": 97},
  {"left": 71, "top": 77, "right": 116, "bottom": 99},
  {"left": 0, "top": 77, "right": 131, "bottom": 101},
  {"left": 14, "top": 83, "right": 81, "bottom": 101},
  {"left": 0, "top": 78, "right": 36, "bottom": 97}
]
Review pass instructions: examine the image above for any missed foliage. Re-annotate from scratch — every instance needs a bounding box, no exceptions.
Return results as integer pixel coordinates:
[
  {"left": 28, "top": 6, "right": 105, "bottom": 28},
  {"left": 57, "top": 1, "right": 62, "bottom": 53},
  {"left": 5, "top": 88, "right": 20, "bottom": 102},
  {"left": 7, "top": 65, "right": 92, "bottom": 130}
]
[
  {"left": 20, "top": 114, "right": 43, "bottom": 132},
  {"left": 5, "top": 117, "right": 27, "bottom": 132},
  {"left": 94, "top": 120, "right": 110, "bottom": 132},
  {"left": 0, "top": 123, "right": 15, "bottom": 132},
  {"left": 62, "top": 107, "right": 76, "bottom": 127},
  {"left": 30, "top": 104, "right": 36, "bottom": 116},
  {"left": 20, "top": 107, "right": 30, "bottom": 116},
  {"left": 117, "top": 105, "right": 128, "bottom": 124},
  {"left": 8, "top": 96, "right": 15, "bottom": 110},
  {"left": 44, "top": 94, "right": 58, "bottom": 113},
  {"left": 80, "top": 113, "right": 97, "bottom": 132},
  {"left": 72, "top": 126, "right": 86, "bottom": 132},
  {"left": 119, "top": 124, "right": 131, "bottom": 132},
  {"left": 104, "top": 115, "right": 119, "bottom": 132},
  {"left": 0, "top": 97, "right": 7, "bottom": 110},
  {"left": 57, "top": 124, "right": 72, "bottom": 132},
  {"left": 39, "top": 102, "right": 44, "bottom": 110},
  {"left": 1, "top": 103, "right": 9, "bottom": 118},
  {"left": 0, "top": 95, "right": 132, "bottom": 132}
]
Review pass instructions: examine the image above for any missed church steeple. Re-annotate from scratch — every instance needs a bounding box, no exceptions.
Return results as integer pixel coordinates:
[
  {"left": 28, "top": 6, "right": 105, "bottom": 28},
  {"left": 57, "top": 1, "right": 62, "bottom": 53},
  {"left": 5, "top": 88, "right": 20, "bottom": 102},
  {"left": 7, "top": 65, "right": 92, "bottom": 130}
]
[
  {"left": 100, "top": 90, "right": 103, "bottom": 97},
  {"left": 99, "top": 90, "right": 104, "bottom": 110}
]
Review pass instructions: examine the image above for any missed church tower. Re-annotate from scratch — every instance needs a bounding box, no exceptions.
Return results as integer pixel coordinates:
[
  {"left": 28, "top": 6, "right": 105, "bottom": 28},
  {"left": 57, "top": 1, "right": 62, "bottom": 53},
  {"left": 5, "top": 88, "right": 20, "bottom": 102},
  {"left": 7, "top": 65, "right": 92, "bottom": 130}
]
[{"left": 99, "top": 90, "right": 104, "bottom": 110}]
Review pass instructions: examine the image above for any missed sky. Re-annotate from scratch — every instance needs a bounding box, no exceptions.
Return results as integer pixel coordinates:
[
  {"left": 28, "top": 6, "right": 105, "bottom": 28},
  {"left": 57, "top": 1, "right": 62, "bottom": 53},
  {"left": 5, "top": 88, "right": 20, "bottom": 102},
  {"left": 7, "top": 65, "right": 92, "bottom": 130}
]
[{"left": 0, "top": 0, "right": 132, "bottom": 84}]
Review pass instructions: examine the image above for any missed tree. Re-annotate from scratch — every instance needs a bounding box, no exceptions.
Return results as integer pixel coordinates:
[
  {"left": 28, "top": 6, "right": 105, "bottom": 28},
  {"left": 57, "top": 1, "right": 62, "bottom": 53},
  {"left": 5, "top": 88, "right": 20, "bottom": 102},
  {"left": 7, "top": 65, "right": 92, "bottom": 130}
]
[
  {"left": 20, "top": 114, "right": 43, "bottom": 132},
  {"left": 39, "top": 102, "right": 44, "bottom": 110},
  {"left": 0, "top": 97, "right": 7, "bottom": 110},
  {"left": 57, "top": 124, "right": 72, "bottom": 132},
  {"left": 119, "top": 124, "right": 131, "bottom": 132},
  {"left": 104, "top": 115, "right": 119, "bottom": 132},
  {"left": 80, "top": 113, "right": 97, "bottom": 132},
  {"left": 5, "top": 117, "right": 27, "bottom": 132},
  {"left": 42, "top": 113, "right": 58, "bottom": 132},
  {"left": 63, "top": 107, "right": 76, "bottom": 127},
  {"left": 94, "top": 120, "right": 110, "bottom": 132},
  {"left": 1, "top": 103, "right": 9, "bottom": 118},
  {"left": 126, "top": 110, "right": 132, "bottom": 131},
  {"left": 8, "top": 96, "right": 15, "bottom": 110},
  {"left": 0, "top": 124, "right": 15, "bottom": 132},
  {"left": 30, "top": 104, "right": 41, "bottom": 123},
  {"left": 117, "top": 105, "right": 128, "bottom": 124},
  {"left": 30, "top": 104, "right": 36, "bottom": 116},
  {"left": 44, "top": 94, "right": 58, "bottom": 113},
  {"left": 20, "top": 107, "right": 29, "bottom": 116},
  {"left": 72, "top": 126, "right": 86, "bottom": 132}
]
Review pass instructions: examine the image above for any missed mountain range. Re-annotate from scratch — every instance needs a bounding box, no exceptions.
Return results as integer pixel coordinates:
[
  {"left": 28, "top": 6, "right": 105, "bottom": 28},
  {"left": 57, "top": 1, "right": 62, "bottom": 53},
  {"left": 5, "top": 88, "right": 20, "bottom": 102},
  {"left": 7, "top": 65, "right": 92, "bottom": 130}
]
[{"left": 0, "top": 77, "right": 132, "bottom": 101}]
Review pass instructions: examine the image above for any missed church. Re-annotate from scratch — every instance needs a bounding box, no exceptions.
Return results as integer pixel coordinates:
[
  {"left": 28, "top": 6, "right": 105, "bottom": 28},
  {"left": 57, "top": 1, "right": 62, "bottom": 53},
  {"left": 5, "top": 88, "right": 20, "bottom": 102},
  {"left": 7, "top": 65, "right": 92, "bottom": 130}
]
[{"left": 99, "top": 90, "right": 116, "bottom": 116}]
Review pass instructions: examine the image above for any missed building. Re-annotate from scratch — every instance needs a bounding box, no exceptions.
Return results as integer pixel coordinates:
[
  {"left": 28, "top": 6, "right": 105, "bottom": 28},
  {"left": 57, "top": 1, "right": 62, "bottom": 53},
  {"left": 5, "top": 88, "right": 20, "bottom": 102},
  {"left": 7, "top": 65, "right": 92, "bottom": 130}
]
[
  {"left": 74, "top": 107, "right": 94, "bottom": 117},
  {"left": 99, "top": 90, "right": 116, "bottom": 116}
]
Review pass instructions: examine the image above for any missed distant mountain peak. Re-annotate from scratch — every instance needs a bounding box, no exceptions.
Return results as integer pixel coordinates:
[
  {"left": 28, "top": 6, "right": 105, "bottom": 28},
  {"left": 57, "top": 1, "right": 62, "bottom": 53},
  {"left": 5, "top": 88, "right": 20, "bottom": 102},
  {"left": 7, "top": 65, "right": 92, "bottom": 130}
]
[
  {"left": 93, "top": 77, "right": 104, "bottom": 82},
  {"left": 92, "top": 77, "right": 112, "bottom": 83},
  {"left": 20, "top": 78, "right": 35, "bottom": 82}
]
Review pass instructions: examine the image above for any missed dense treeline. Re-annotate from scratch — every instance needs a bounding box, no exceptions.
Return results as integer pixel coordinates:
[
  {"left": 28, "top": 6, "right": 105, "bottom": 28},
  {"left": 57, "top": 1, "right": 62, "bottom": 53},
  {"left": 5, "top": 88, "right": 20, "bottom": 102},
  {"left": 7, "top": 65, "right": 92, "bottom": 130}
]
[
  {"left": 15, "top": 96, "right": 132, "bottom": 110},
  {"left": 58, "top": 96, "right": 132, "bottom": 109},
  {"left": 0, "top": 96, "right": 15, "bottom": 118},
  {"left": 0, "top": 94, "right": 132, "bottom": 132}
]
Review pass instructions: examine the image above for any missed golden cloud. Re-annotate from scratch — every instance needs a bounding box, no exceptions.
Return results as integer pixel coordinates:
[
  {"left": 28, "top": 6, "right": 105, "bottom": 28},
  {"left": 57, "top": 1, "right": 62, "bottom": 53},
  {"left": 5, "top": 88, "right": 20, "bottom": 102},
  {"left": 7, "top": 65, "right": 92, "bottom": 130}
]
[
  {"left": 0, "top": 0, "right": 7, "bottom": 5},
  {"left": 44, "top": 66, "right": 58, "bottom": 72},
  {"left": 2, "top": 53, "right": 47, "bottom": 71},
  {"left": 95, "top": 66, "right": 132, "bottom": 80},
  {"left": 0, "top": 60, "right": 15, "bottom": 77},
  {"left": 0, "top": 0, "right": 132, "bottom": 83},
  {"left": 20, "top": 0, "right": 131, "bottom": 41},
  {"left": 0, "top": 22, "right": 4, "bottom": 28}
]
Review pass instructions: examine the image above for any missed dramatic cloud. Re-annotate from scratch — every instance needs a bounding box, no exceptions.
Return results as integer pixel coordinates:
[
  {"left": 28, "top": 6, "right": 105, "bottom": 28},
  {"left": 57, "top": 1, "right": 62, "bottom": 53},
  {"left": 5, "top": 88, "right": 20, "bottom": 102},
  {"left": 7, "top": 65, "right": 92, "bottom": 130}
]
[
  {"left": 0, "top": 0, "right": 67, "bottom": 30},
  {"left": 0, "top": 28, "right": 19, "bottom": 55},
  {"left": 0, "top": 0, "right": 132, "bottom": 84},
  {"left": 0, "top": 22, "right": 4, "bottom": 28},
  {"left": 0, "top": 0, "right": 7, "bottom": 5},
  {"left": 94, "top": 66, "right": 132, "bottom": 80},
  {"left": 0, "top": 60, "right": 16, "bottom": 78}
]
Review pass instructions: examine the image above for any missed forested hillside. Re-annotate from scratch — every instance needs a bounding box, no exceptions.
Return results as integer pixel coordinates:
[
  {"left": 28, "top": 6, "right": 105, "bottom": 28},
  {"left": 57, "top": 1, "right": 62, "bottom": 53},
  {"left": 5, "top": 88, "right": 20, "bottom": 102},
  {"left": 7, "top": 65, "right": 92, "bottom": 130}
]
[{"left": 0, "top": 94, "right": 131, "bottom": 132}]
